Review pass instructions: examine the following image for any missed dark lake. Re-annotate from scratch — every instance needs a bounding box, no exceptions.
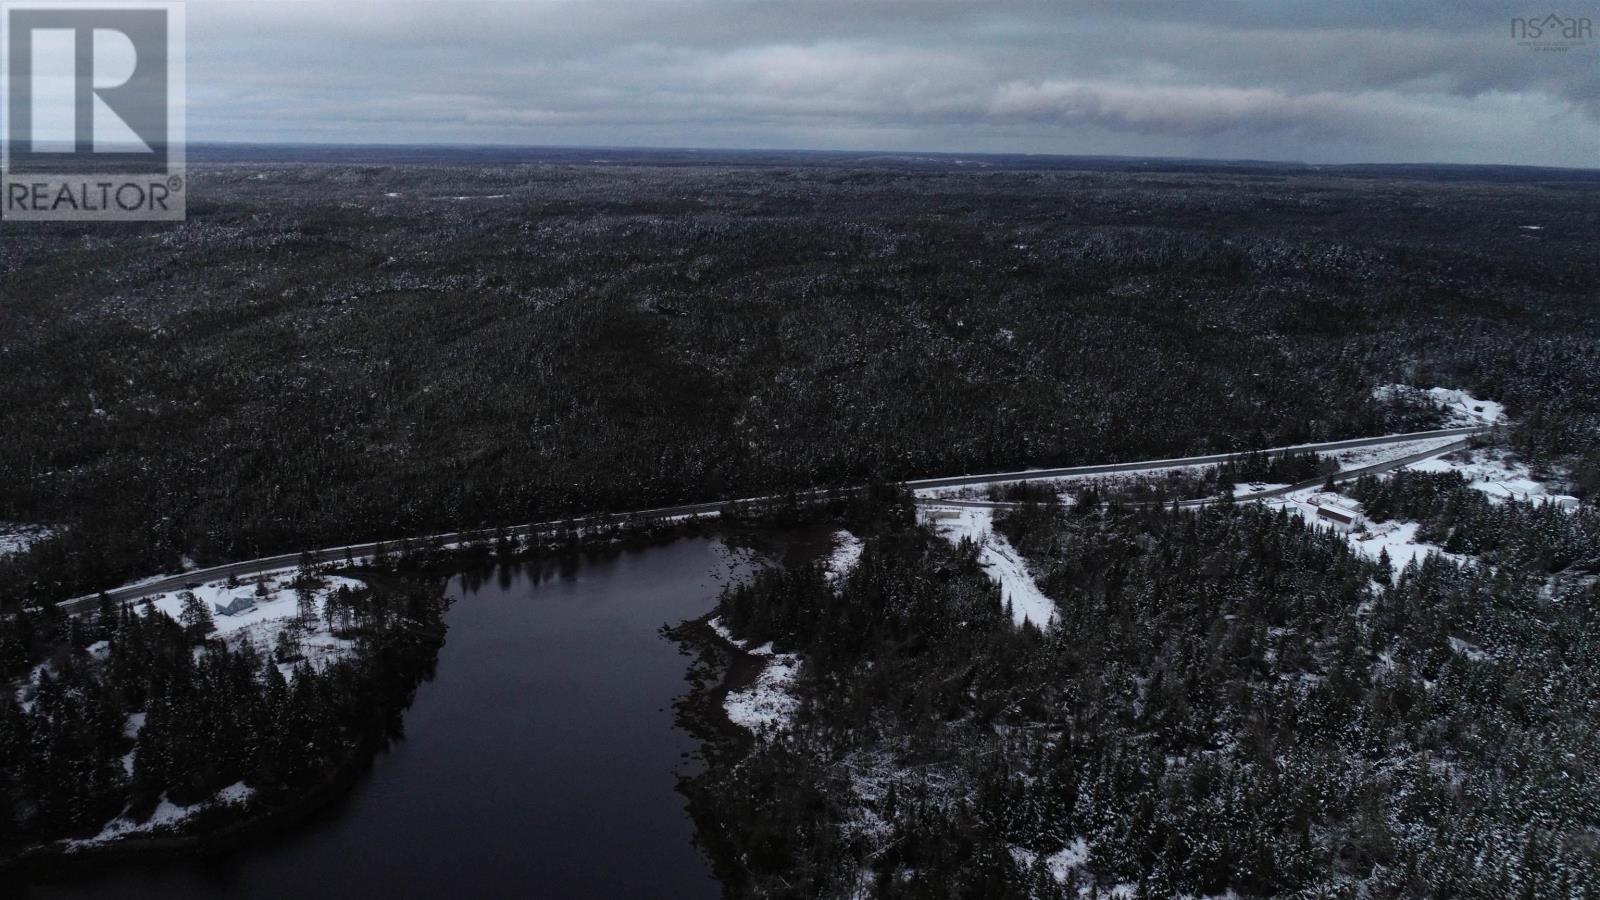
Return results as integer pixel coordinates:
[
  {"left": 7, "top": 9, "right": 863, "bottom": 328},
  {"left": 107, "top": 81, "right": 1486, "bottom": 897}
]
[{"left": 28, "top": 536, "right": 751, "bottom": 900}]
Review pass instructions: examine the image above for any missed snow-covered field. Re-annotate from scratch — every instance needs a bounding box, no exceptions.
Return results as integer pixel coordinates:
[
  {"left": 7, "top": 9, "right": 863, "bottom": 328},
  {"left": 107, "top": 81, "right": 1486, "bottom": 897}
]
[
  {"left": 1372, "top": 384, "right": 1505, "bottom": 427},
  {"left": 922, "top": 506, "right": 1058, "bottom": 629},
  {"left": 140, "top": 569, "right": 366, "bottom": 678},
  {"left": 1408, "top": 446, "right": 1577, "bottom": 505},
  {"left": 710, "top": 617, "right": 802, "bottom": 734}
]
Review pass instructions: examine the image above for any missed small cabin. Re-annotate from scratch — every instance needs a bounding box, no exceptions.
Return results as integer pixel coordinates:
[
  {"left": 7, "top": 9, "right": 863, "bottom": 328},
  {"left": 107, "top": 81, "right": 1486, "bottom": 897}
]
[{"left": 214, "top": 595, "right": 257, "bottom": 617}]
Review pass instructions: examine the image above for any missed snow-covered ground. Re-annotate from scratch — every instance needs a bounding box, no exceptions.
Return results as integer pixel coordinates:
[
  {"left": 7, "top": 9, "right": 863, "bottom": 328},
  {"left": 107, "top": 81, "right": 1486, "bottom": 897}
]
[
  {"left": 1009, "top": 839, "right": 1091, "bottom": 885},
  {"left": 710, "top": 617, "right": 802, "bottom": 734},
  {"left": 1373, "top": 384, "right": 1505, "bottom": 427},
  {"left": 69, "top": 781, "right": 254, "bottom": 849},
  {"left": 0, "top": 523, "right": 55, "bottom": 557},
  {"left": 141, "top": 569, "right": 366, "bottom": 677},
  {"left": 922, "top": 506, "right": 1058, "bottom": 629},
  {"left": 1232, "top": 482, "right": 1291, "bottom": 498},
  {"left": 1252, "top": 433, "right": 1583, "bottom": 583},
  {"left": 1324, "top": 434, "right": 1470, "bottom": 471},
  {"left": 824, "top": 530, "right": 864, "bottom": 588},
  {"left": 1265, "top": 489, "right": 1468, "bottom": 577},
  {"left": 1408, "top": 446, "right": 1577, "bottom": 506}
]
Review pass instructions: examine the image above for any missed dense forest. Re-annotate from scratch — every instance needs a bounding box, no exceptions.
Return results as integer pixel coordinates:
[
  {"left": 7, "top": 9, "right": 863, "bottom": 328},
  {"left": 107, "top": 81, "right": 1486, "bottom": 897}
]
[
  {"left": 687, "top": 479, "right": 1600, "bottom": 898},
  {"left": 0, "top": 572, "right": 447, "bottom": 869},
  {"left": 3, "top": 159, "right": 1599, "bottom": 607}
]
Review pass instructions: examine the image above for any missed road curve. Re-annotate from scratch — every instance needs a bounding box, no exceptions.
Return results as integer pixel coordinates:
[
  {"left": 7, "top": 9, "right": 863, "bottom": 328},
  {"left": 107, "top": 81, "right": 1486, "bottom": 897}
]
[{"left": 55, "top": 426, "right": 1488, "bottom": 615}]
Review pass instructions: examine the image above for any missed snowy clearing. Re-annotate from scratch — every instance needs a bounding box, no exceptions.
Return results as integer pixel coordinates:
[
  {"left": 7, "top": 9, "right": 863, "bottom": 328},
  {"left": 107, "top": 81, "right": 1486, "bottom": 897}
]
[
  {"left": 1373, "top": 385, "right": 1505, "bottom": 427},
  {"left": 1407, "top": 446, "right": 1577, "bottom": 506},
  {"left": 141, "top": 570, "right": 365, "bottom": 678},
  {"left": 824, "top": 530, "right": 864, "bottom": 588},
  {"left": 710, "top": 617, "right": 802, "bottom": 734},
  {"left": 922, "top": 505, "right": 1058, "bottom": 629},
  {"left": 0, "top": 523, "right": 55, "bottom": 557},
  {"left": 1266, "top": 490, "right": 1468, "bottom": 577},
  {"left": 1009, "top": 838, "right": 1091, "bottom": 884}
]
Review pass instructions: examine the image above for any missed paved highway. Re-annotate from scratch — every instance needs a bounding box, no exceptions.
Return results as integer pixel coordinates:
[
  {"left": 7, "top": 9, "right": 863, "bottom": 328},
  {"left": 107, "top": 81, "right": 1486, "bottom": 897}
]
[
  {"left": 905, "top": 426, "right": 1483, "bottom": 491},
  {"left": 55, "top": 426, "right": 1487, "bottom": 615},
  {"left": 923, "top": 435, "right": 1474, "bottom": 510}
]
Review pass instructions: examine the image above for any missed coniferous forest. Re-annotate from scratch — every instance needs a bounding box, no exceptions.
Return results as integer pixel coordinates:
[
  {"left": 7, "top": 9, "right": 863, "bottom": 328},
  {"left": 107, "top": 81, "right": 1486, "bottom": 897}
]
[
  {"left": 1, "top": 153, "right": 1598, "bottom": 895},
  {"left": 0, "top": 575, "right": 447, "bottom": 869},
  {"left": 3, "top": 156, "right": 1598, "bottom": 610},
  {"left": 688, "top": 482, "right": 1600, "bottom": 898}
]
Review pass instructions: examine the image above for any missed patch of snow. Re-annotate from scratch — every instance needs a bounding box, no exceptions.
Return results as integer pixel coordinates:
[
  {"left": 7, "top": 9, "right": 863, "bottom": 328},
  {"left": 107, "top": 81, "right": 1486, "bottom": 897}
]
[
  {"left": 0, "top": 523, "right": 55, "bottom": 557},
  {"left": 707, "top": 616, "right": 739, "bottom": 646},
  {"left": 68, "top": 782, "right": 254, "bottom": 849},
  {"left": 1448, "top": 636, "right": 1491, "bottom": 663},
  {"left": 14, "top": 660, "right": 54, "bottom": 712},
  {"left": 708, "top": 616, "right": 802, "bottom": 734},
  {"left": 1373, "top": 385, "right": 1504, "bottom": 427},
  {"left": 1407, "top": 446, "right": 1575, "bottom": 506},
  {"left": 1326, "top": 435, "right": 1469, "bottom": 471},
  {"left": 724, "top": 654, "right": 801, "bottom": 733},
  {"left": 1232, "top": 482, "right": 1290, "bottom": 498},
  {"left": 922, "top": 506, "right": 1058, "bottom": 629},
  {"left": 824, "top": 530, "right": 864, "bottom": 588},
  {"left": 1010, "top": 838, "right": 1092, "bottom": 883}
]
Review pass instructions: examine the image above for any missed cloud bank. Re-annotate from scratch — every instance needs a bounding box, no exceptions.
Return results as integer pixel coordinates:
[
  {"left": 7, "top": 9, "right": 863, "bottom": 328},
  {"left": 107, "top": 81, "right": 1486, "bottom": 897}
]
[{"left": 183, "top": 0, "right": 1600, "bottom": 166}]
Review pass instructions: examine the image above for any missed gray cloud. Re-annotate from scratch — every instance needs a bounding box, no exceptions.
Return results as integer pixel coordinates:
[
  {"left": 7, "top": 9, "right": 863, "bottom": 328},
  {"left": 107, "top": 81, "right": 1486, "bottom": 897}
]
[{"left": 182, "top": 0, "right": 1600, "bottom": 166}]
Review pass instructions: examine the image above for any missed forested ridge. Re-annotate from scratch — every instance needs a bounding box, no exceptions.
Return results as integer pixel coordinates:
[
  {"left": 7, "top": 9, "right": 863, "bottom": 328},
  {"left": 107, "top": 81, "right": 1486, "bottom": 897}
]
[
  {"left": 688, "top": 481, "right": 1600, "bottom": 898},
  {"left": 2, "top": 162, "right": 1598, "bottom": 607}
]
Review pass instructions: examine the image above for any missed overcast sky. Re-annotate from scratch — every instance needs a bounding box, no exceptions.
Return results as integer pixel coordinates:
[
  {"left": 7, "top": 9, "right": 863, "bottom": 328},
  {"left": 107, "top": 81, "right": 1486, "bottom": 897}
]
[{"left": 184, "top": 0, "right": 1599, "bottom": 166}]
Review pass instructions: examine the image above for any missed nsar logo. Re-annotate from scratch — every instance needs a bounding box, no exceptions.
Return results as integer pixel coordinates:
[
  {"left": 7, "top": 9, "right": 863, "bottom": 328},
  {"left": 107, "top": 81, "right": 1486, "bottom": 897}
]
[{"left": 1510, "top": 12, "right": 1593, "bottom": 50}]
